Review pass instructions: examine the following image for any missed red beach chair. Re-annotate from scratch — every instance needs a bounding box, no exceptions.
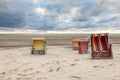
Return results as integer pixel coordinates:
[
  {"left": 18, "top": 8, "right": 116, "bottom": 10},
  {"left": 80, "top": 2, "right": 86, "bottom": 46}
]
[
  {"left": 90, "top": 33, "right": 113, "bottom": 59},
  {"left": 78, "top": 40, "right": 88, "bottom": 54}
]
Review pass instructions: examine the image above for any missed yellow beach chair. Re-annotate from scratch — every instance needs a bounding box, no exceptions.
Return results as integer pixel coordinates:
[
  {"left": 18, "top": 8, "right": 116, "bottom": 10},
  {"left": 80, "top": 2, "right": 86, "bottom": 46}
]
[
  {"left": 31, "top": 38, "right": 46, "bottom": 55},
  {"left": 73, "top": 40, "right": 79, "bottom": 50}
]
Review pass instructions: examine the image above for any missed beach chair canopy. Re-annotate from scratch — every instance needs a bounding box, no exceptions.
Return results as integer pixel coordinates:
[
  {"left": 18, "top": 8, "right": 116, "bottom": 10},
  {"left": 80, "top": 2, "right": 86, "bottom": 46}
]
[
  {"left": 79, "top": 40, "right": 88, "bottom": 50},
  {"left": 32, "top": 38, "right": 46, "bottom": 50},
  {"left": 78, "top": 40, "right": 88, "bottom": 54},
  {"left": 90, "top": 33, "right": 109, "bottom": 52}
]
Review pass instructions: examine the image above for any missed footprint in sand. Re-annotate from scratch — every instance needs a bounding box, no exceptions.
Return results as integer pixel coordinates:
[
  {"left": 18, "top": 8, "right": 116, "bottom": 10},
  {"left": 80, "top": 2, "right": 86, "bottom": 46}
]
[
  {"left": 23, "top": 68, "right": 33, "bottom": 72},
  {"left": 0, "top": 72, "right": 6, "bottom": 75},
  {"left": 0, "top": 72, "right": 6, "bottom": 80},
  {"left": 23, "top": 69, "right": 28, "bottom": 72},
  {"left": 93, "top": 66, "right": 99, "bottom": 68},
  {"left": 49, "top": 69, "right": 54, "bottom": 72},
  {"left": 61, "top": 60, "right": 66, "bottom": 62},
  {"left": 56, "top": 61, "right": 60, "bottom": 64},
  {"left": 109, "top": 63, "right": 113, "bottom": 66},
  {"left": 49, "top": 66, "right": 62, "bottom": 72},
  {"left": 41, "top": 63, "right": 50, "bottom": 67},
  {"left": 6, "top": 77, "right": 12, "bottom": 80},
  {"left": 9, "top": 54, "right": 12, "bottom": 55},
  {"left": 14, "top": 68, "right": 18, "bottom": 71},
  {"left": 45, "top": 63, "right": 50, "bottom": 65},
  {"left": 17, "top": 74, "right": 27, "bottom": 77},
  {"left": 0, "top": 77, "right": 4, "bottom": 80},
  {"left": 28, "top": 71, "right": 41, "bottom": 76},
  {"left": 36, "top": 71, "right": 40, "bottom": 74},
  {"left": 74, "top": 59, "right": 79, "bottom": 61},
  {"left": 16, "top": 77, "right": 31, "bottom": 80},
  {"left": 101, "top": 66, "right": 104, "bottom": 68},
  {"left": 70, "top": 76, "right": 81, "bottom": 80},
  {"left": 29, "top": 68, "right": 33, "bottom": 70},
  {"left": 36, "top": 77, "right": 47, "bottom": 80},
  {"left": 56, "top": 67, "right": 61, "bottom": 72},
  {"left": 17, "top": 74, "right": 22, "bottom": 76},
  {"left": 22, "top": 74, "right": 27, "bottom": 76},
  {"left": 71, "top": 64, "right": 76, "bottom": 66}
]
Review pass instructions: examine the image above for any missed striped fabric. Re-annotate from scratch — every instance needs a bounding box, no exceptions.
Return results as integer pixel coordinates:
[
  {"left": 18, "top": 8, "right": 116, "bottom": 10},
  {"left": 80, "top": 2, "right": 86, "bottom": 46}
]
[
  {"left": 91, "top": 33, "right": 109, "bottom": 53},
  {"left": 91, "top": 34, "right": 99, "bottom": 52}
]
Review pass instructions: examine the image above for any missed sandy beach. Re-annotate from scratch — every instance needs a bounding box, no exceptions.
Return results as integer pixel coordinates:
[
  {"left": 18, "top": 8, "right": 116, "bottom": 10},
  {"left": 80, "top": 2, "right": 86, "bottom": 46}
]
[
  {"left": 0, "top": 0, "right": 120, "bottom": 79},
  {"left": 0, "top": 34, "right": 120, "bottom": 80}
]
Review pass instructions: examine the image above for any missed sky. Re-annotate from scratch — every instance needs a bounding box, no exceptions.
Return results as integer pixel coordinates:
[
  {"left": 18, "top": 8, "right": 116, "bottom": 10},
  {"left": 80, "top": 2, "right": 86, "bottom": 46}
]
[{"left": 0, "top": 0, "right": 120, "bottom": 31}]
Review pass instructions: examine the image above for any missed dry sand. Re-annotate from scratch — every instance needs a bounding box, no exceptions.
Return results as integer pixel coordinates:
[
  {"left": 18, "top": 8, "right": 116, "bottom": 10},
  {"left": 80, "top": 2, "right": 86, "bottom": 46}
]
[
  {"left": 0, "top": 33, "right": 120, "bottom": 80},
  {"left": 0, "top": 44, "right": 120, "bottom": 80}
]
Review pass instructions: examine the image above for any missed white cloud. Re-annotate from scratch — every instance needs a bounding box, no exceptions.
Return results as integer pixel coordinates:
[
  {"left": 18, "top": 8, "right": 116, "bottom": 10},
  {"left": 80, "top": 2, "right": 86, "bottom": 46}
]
[
  {"left": 58, "top": 14, "right": 72, "bottom": 23},
  {"left": 92, "top": 17, "right": 100, "bottom": 22},
  {"left": 70, "top": 7, "right": 80, "bottom": 15},
  {"left": 111, "top": 13, "right": 120, "bottom": 17},
  {"left": 34, "top": 7, "right": 46, "bottom": 15},
  {"left": 33, "top": 0, "right": 39, "bottom": 3}
]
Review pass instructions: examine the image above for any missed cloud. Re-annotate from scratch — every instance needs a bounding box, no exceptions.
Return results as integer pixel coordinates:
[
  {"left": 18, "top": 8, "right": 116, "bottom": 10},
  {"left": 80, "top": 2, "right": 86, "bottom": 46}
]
[
  {"left": 0, "top": 0, "right": 35, "bottom": 28},
  {"left": 0, "top": 0, "right": 120, "bottom": 30},
  {"left": 34, "top": 7, "right": 46, "bottom": 15},
  {"left": 0, "top": 12, "right": 25, "bottom": 28}
]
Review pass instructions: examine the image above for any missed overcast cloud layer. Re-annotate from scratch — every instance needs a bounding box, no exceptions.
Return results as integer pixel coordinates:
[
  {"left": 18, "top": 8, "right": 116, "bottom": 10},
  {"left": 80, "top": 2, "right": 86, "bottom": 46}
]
[{"left": 0, "top": 0, "right": 120, "bottom": 30}]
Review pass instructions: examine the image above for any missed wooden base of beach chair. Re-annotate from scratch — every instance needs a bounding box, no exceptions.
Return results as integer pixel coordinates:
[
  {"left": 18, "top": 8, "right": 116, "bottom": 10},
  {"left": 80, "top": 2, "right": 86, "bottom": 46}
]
[
  {"left": 73, "top": 47, "right": 78, "bottom": 50},
  {"left": 82, "top": 50, "right": 88, "bottom": 54},
  {"left": 92, "top": 52, "right": 101, "bottom": 59},
  {"left": 92, "top": 52, "right": 113, "bottom": 59},
  {"left": 31, "top": 50, "right": 34, "bottom": 54},
  {"left": 101, "top": 52, "right": 113, "bottom": 59},
  {"left": 31, "top": 50, "right": 45, "bottom": 55},
  {"left": 79, "top": 49, "right": 88, "bottom": 54}
]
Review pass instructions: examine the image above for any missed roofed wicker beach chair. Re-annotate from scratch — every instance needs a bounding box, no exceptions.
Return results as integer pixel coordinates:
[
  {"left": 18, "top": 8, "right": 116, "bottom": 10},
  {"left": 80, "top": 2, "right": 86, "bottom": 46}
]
[
  {"left": 72, "top": 40, "right": 80, "bottom": 50},
  {"left": 89, "top": 33, "right": 113, "bottom": 59},
  {"left": 78, "top": 40, "right": 88, "bottom": 54},
  {"left": 31, "top": 38, "right": 46, "bottom": 55}
]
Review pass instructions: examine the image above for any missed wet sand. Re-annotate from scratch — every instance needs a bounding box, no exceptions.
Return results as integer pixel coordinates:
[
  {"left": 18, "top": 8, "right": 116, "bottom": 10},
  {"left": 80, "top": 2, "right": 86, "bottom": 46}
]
[{"left": 0, "top": 33, "right": 120, "bottom": 47}]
